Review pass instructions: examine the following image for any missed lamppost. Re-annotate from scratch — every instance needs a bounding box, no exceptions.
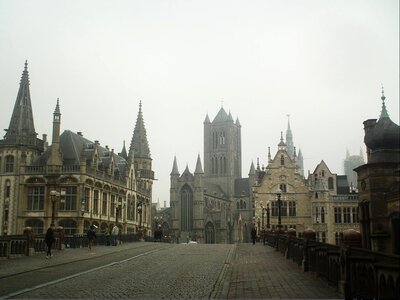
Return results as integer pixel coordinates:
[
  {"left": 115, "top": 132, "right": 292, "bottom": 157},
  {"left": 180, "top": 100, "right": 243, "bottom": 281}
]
[
  {"left": 276, "top": 188, "right": 282, "bottom": 232},
  {"left": 50, "top": 190, "right": 60, "bottom": 226},
  {"left": 266, "top": 201, "right": 271, "bottom": 229},
  {"left": 137, "top": 201, "right": 143, "bottom": 240}
]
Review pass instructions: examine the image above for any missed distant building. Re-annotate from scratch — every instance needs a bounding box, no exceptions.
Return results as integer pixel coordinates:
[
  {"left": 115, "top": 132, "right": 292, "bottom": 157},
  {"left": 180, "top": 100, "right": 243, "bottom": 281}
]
[
  {"left": 170, "top": 107, "right": 255, "bottom": 243},
  {"left": 254, "top": 137, "right": 359, "bottom": 245},
  {"left": 0, "top": 62, "right": 154, "bottom": 236},
  {"left": 343, "top": 149, "right": 364, "bottom": 190},
  {"left": 355, "top": 89, "right": 400, "bottom": 255}
]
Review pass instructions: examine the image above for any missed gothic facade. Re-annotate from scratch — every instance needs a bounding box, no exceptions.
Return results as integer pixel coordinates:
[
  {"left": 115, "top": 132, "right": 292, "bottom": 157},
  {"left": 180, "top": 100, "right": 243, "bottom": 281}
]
[
  {"left": 170, "top": 107, "right": 255, "bottom": 244},
  {"left": 0, "top": 62, "right": 154, "bottom": 236}
]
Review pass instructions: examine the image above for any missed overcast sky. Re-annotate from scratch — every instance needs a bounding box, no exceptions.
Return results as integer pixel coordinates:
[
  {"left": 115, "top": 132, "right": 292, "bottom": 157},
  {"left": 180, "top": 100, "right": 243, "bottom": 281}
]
[{"left": 1, "top": 0, "right": 399, "bottom": 206}]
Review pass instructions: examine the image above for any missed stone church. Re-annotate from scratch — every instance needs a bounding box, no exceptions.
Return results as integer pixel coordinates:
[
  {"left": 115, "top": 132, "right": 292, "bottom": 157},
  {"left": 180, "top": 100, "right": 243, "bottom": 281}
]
[{"left": 0, "top": 62, "right": 154, "bottom": 236}]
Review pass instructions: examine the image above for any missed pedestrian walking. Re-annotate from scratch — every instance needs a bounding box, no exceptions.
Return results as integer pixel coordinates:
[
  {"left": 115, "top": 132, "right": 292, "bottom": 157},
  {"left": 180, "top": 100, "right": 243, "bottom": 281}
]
[
  {"left": 111, "top": 224, "right": 119, "bottom": 246},
  {"left": 44, "top": 225, "right": 55, "bottom": 259},
  {"left": 87, "top": 225, "right": 96, "bottom": 251},
  {"left": 105, "top": 227, "right": 111, "bottom": 246},
  {"left": 251, "top": 226, "right": 257, "bottom": 245}
]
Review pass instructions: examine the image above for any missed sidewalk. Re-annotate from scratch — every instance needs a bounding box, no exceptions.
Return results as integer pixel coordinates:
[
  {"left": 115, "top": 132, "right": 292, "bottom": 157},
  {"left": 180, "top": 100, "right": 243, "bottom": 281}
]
[
  {"left": 0, "top": 242, "right": 145, "bottom": 279},
  {"left": 220, "top": 243, "right": 342, "bottom": 299}
]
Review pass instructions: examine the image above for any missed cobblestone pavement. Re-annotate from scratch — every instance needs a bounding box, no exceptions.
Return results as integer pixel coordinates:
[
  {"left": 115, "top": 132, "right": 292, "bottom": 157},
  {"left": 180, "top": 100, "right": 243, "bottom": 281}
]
[
  {"left": 3, "top": 243, "right": 232, "bottom": 299},
  {"left": 1, "top": 242, "right": 343, "bottom": 299},
  {"left": 219, "top": 243, "right": 342, "bottom": 299}
]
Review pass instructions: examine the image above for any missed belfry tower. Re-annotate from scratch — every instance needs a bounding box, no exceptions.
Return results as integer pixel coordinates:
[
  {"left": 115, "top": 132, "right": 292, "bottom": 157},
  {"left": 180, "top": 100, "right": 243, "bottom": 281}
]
[{"left": 203, "top": 106, "right": 241, "bottom": 196}]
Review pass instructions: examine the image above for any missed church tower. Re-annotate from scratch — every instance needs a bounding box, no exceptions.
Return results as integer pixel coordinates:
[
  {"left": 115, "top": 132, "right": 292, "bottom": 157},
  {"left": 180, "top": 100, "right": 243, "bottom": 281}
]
[
  {"left": 0, "top": 61, "right": 45, "bottom": 234},
  {"left": 203, "top": 106, "right": 241, "bottom": 196},
  {"left": 129, "top": 101, "right": 154, "bottom": 228}
]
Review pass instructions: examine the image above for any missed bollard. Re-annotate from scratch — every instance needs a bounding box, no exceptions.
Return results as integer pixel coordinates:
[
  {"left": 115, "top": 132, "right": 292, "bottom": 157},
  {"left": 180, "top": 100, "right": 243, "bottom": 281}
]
[
  {"left": 302, "top": 228, "right": 315, "bottom": 272},
  {"left": 57, "top": 226, "right": 65, "bottom": 250},
  {"left": 286, "top": 228, "right": 296, "bottom": 259},
  {"left": 339, "top": 229, "right": 361, "bottom": 299},
  {"left": 23, "top": 227, "right": 34, "bottom": 256}
]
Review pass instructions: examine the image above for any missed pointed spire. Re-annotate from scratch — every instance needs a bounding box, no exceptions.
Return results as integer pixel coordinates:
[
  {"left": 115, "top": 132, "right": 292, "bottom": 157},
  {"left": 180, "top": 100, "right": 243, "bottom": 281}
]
[
  {"left": 54, "top": 98, "right": 60, "bottom": 114},
  {"left": 257, "top": 157, "right": 260, "bottom": 171},
  {"left": 235, "top": 117, "right": 241, "bottom": 127},
  {"left": 204, "top": 114, "right": 211, "bottom": 124},
  {"left": 379, "top": 84, "right": 390, "bottom": 119},
  {"left": 119, "top": 140, "right": 128, "bottom": 160},
  {"left": 171, "top": 156, "right": 180, "bottom": 176},
  {"left": 227, "top": 111, "right": 234, "bottom": 122},
  {"left": 194, "top": 154, "right": 204, "bottom": 174},
  {"left": 4, "top": 61, "right": 37, "bottom": 145},
  {"left": 346, "top": 148, "right": 350, "bottom": 159},
  {"left": 268, "top": 147, "right": 271, "bottom": 162},
  {"left": 249, "top": 161, "right": 255, "bottom": 175},
  {"left": 130, "top": 101, "right": 151, "bottom": 159},
  {"left": 285, "top": 114, "right": 294, "bottom": 158},
  {"left": 278, "top": 131, "right": 286, "bottom": 150}
]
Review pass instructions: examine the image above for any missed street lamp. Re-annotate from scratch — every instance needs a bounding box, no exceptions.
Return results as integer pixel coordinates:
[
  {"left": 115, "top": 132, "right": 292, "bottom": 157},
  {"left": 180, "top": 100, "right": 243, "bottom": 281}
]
[
  {"left": 50, "top": 190, "right": 60, "bottom": 226},
  {"left": 137, "top": 201, "right": 143, "bottom": 240},
  {"left": 266, "top": 201, "right": 271, "bottom": 229},
  {"left": 276, "top": 188, "right": 282, "bottom": 232}
]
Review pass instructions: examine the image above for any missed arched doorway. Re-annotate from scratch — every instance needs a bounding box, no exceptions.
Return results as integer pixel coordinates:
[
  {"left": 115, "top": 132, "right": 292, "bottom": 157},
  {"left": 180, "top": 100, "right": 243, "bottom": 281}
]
[{"left": 205, "top": 222, "right": 215, "bottom": 244}]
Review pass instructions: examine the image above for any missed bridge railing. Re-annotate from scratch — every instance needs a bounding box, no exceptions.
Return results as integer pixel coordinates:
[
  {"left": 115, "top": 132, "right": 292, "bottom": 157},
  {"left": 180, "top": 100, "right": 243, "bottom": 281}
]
[{"left": 264, "top": 229, "right": 400, "bottom": 300}]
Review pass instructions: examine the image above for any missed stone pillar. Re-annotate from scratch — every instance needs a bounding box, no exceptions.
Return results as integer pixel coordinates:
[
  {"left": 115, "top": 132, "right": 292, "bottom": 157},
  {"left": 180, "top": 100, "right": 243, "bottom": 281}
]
[
  {"left": 23, "top": 227, "right": 35, "bottom": 256},
  {"left": 286, "top": 228, "right": 296, "bottom": 258},
  {"left": 302, "top": 228, "right": 315, "bottom": 272},
  {"left": 339, "top": 229, "right": 362, "bottom": 300},
  {"left": 57, "top": 226, "right": 65, "bottom": 250}
]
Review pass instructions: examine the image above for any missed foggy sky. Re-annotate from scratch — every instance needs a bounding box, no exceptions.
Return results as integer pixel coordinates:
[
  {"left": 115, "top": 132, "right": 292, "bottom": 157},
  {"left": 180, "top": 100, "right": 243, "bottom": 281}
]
[{"left": 0, "top": 0, "right": 399, "bottom": 206}]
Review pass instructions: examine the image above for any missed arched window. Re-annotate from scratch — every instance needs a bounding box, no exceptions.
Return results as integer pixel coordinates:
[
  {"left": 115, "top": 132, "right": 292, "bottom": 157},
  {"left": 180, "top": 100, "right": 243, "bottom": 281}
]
[
  {"left": 59, "top": 219, "right": 78, "bottom": 235},
  {"left": 280, "top": 155, "right": 285, "bottom": 166},
  {"left": 180, "top": 185, "right": 193, "bottom": 231},
  {"left": 25, "top": 219, "right": 44, "bottom": 234},
  {"left": 5, "top": 155, "right": 14, "bottom": 173},
  {"left": 205, "top": 222, "right": 215, "bottom": 244}
]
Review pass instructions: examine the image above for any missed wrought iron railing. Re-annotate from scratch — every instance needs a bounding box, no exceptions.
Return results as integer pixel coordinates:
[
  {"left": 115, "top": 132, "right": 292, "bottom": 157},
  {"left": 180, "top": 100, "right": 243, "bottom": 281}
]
[{"left": 265, "top": 232, "right": 400, "bottom": 300}]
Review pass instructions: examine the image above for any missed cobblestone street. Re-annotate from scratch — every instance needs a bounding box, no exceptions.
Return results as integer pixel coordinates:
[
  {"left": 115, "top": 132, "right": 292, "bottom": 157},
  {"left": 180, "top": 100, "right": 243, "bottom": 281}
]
[{"left": 1, "top": 242, "right": 342, "bottom": 299}]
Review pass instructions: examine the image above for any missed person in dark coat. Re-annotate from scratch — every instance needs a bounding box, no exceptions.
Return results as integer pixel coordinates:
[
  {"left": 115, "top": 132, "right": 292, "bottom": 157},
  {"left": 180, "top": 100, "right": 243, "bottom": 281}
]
[
  {"left": 44, "top": 225, "right": 55, "bottom": 259},
  {"left": 87, "top": 225, "right": 96, "bottom": 251},
  {"left": 251, "top": 226, "right": 257, "bottom": 245}
]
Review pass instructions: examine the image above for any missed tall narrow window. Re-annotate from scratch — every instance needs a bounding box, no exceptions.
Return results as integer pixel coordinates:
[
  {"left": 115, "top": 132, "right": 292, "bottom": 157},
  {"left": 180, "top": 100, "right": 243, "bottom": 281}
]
[
  {"left": 110, "top": 195, "right": 115, "bottom": 216},
  {"left": 334, "top": 207, "right": 342, "bottom": 223},
  {"left": 281, "top": 201, "right": 287, "bottom": 216},
  {"left": 289, "top": 201, "right": 296, "bottom": 216},
  {"left": 321, "top": 207, "right": 325, "bottom": 223},
  {"left": 27, "top": 186, "right": 45, "bottom": 211},
  {"left": 343, "top": 207, "right": 351, "bottom": 223},
  {"left": 180, "top": 185, "right": 193, "bottom": 231},
  {"left": 102, "top": 192, "right": 108, "bottom": 216},
  {"left": 280, "top": 155, "right": 285, "bottom": 166},
  {"left": 93, "top": 190, "right": 99, "bottom": 215},
  {"left": 5, "top": 155, "right": 14, "bottom": 173},
  {"left": 60, "top": 186, "right": 77, "bottom": 211}
]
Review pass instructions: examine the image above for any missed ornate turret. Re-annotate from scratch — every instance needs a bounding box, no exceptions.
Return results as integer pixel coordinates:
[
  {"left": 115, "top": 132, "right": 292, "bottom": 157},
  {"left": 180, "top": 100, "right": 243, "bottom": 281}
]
[
  {"left": 171, "top": 156, "right": 180, "bottom": 176},
  {"left": 194, "top": 154, "right": 204, "bottom": 174},
  {"left": 363, "top": 88, "right": 400, "bottom": 163}
]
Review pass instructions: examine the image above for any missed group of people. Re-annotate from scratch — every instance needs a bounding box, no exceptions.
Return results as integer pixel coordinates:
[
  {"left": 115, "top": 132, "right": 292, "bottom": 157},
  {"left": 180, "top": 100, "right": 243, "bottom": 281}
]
[{"left": 44, "top": 224, "right": 121, "bottom": 258}]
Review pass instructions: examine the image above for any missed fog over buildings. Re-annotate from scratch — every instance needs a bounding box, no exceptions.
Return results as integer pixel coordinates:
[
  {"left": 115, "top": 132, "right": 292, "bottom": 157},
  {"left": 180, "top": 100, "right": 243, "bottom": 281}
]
[{"left": 0, "top": 0, "right": 399, "bottom": 206}]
